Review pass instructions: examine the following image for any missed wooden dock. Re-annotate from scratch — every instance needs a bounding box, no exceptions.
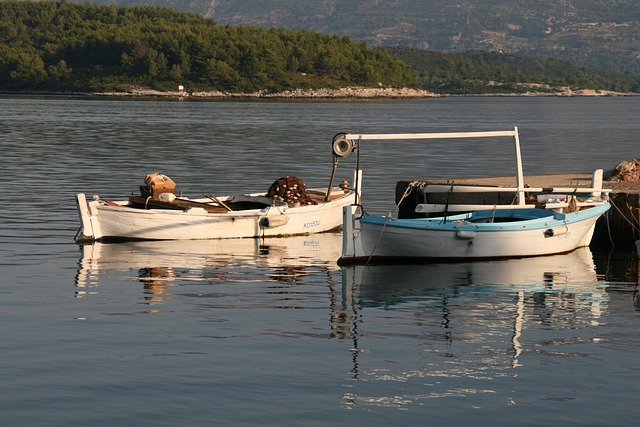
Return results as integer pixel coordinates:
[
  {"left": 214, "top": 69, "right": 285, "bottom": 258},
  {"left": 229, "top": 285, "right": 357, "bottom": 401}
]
[{"left": 396, "top": 173, "right": 640, "bottom": 249}]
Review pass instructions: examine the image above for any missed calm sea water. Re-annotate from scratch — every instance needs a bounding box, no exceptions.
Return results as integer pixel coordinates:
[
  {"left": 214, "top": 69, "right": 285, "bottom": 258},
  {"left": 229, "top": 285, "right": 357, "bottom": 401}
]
[{"left": 1, "top": 95, "right": 639, "bottom": 426}]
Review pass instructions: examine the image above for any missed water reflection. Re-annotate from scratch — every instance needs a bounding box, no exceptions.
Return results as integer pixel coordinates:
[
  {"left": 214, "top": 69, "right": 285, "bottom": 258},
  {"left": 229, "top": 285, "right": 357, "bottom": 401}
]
[
  {"left": 340, "top": 247, "right": 603, "bottom": 310},
  {"left": 75, "top": 233, "right": 342, "bottom": 304},
  {"left": 336, "top": 248, "right": 616, "bottom": 408},
  {"left": 73, "top": 233, "right": 638, "bottom": 411}
]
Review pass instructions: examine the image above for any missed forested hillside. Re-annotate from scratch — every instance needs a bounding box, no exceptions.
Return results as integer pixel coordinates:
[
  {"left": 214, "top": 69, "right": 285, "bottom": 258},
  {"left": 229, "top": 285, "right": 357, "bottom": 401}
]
[
  {"left": 387, "top": 47, "right": 640, "bottom": 94},
  {"left": 82, "top": 0, "right": 640, "bottom": 75},
  {"left": 1, "top": 1, "right": 638, "bottom": 95},
  {"left": 0, "top": 1, "right": 417, "bottom": 92}
]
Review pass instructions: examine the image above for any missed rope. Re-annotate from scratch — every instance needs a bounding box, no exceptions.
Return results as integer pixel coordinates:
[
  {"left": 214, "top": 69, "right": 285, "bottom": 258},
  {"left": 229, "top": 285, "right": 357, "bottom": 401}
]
[
  {"left": 610, "top": 195, "right": 640, "bottom": 234},
  {"left": 442, "top": 184, "right": 454, "bottom": 224},
  {"left": 365, "top": 181, "right": 425, "bottom": 263},
  {"left": 603, "top": 196, "right": 640, "bottom": 251},
  {"left": 604, "top": 209, "right": 614, "bottom": 249},
  {"left": 623, "top": 195, "right": 640, "bottom": 230}
]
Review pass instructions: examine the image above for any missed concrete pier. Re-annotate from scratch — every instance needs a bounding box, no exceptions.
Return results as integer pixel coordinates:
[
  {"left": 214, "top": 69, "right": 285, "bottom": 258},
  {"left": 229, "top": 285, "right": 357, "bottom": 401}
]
[{"left": 396, "top": 173, "right": 640, "bottom": 249}]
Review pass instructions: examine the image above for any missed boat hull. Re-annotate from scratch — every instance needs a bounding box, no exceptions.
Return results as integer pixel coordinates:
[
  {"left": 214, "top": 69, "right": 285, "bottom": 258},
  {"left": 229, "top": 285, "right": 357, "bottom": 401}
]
[
  {"left": 340, "top": 203, "right": 610, "bottom": 264},
  {"left": 76, "top": 191, "right": 356, "bottom": 241}
]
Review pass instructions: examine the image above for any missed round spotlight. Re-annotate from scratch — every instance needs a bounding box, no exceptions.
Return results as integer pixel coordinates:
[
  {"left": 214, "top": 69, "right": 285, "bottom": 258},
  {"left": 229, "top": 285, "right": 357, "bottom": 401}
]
[{"left": 332, "top": 136, "right": 353, "bottom": 158}]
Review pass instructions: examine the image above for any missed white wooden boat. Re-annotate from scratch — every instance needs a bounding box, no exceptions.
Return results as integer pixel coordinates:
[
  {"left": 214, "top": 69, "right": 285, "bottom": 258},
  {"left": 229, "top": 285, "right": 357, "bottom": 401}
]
[
  {"left": 342, "top": 203, "right": 610, "bottom": 263},
  {"left": 76, "top": 164, "right": 357, "bottom": 242},
  {"left": 336, "top": 128, "right": 611, "bottom": 264}
]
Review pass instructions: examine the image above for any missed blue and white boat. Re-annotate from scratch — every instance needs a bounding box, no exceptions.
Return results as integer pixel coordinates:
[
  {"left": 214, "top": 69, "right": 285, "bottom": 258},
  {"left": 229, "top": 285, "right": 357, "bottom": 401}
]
[
  {"left": 341, "top": 203, "right": 610, "bottom": 263},
  {"left": 336, "top": 128, "right": 611, "bottom": 264}
]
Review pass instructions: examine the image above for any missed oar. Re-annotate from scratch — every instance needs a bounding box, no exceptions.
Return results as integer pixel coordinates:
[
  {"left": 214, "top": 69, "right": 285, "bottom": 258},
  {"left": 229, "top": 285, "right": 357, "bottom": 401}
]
[{"left": 205, "top": 194, "right": 232, "bottom": 211}]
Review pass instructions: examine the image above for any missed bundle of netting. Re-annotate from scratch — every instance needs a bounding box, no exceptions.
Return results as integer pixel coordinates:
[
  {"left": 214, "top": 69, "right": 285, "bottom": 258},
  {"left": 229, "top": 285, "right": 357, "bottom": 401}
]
[{"left": 267, "top": 176, "right": 316, "bottom": 206}]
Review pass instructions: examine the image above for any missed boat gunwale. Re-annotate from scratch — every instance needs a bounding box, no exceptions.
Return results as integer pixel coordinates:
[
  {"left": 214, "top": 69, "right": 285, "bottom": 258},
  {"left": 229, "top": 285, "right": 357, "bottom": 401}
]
[
  {"left": 358, "top": 203, "right": 610, "bottom": 233},
  {"left": 94, "top": 189, "right": 356, "bottom": 216}
]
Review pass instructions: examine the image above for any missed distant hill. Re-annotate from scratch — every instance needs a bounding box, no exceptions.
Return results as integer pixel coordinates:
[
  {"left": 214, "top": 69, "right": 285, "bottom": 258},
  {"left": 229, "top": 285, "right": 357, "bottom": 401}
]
[
  {"left": 0, "top": 1, "right": 417, "bottom": 93},
  {"left": 384, "top": 46, "right": 640, "bottom": 94},
  {"left": 2, "top": 1, "right": 638, "bottom": 95},
  {"left": 79, "top": 0, "right": 640, "bottom": 75}
]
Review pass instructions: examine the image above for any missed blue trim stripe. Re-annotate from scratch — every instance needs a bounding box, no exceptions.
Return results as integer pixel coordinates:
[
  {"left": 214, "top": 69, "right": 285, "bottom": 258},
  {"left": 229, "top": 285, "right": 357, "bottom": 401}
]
[{"left": 360, "top": 203, "right": 610, "bottom": 233}]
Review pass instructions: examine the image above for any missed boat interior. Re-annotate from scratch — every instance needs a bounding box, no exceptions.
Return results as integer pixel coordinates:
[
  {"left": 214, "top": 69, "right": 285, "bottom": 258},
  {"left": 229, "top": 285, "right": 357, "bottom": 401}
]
[
  {"left": 462, "top": 208, "right": 562, "bottom": 223},
  {"left": 126, "top": 187, "right": 347, "bottom": 213}
]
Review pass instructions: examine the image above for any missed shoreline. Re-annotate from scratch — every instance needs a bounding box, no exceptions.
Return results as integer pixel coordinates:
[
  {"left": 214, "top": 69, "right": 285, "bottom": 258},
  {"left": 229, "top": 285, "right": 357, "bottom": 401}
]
[
  {"left": 91, "top": 85, "right": 640, "bottom": 99},
  {"left": 95, "top": 86, "right": 445, "bottom": 99},
  {"left": 3, "top": 85, "right": 639, "bottom": 99}
]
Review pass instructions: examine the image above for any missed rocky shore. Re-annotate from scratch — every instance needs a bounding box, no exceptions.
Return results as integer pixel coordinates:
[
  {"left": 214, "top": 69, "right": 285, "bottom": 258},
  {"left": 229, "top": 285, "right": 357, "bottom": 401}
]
[
  {"left": 95, "top": 86, "right": 443, "bottom": 99},
  {"left": 499, "top": 83, "right": 639, "bottom": 97},
  {"left": 93, "top": 84, "right": 639, "bottom": 99}
]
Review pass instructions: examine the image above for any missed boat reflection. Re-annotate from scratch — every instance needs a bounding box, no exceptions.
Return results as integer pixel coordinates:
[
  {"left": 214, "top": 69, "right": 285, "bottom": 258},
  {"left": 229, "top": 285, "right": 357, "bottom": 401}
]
[
  {"left": 75, "top": 232, "right": 342, "bottom": 302},
  {"left": 334, "top": 248, "right": 611, "bottom": 407},
  {"left": 341, "top": 246, "right": 602, "bottom": 304}
]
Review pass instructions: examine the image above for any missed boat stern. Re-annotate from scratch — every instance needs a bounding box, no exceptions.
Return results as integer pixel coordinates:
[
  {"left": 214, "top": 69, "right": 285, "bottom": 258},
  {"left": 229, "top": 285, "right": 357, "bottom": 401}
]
[
  {"left": 75, "top": 193, "right": 102, "bottom": 242},
  {"left": 338, "top": 204, "right": 364, "bottom": 265}
]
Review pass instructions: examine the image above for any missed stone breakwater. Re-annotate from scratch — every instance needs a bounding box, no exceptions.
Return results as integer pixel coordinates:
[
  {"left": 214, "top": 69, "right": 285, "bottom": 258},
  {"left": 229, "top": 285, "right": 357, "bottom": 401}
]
[{"left": 96, "top": 86, "right": 442, "bottom": 99}]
